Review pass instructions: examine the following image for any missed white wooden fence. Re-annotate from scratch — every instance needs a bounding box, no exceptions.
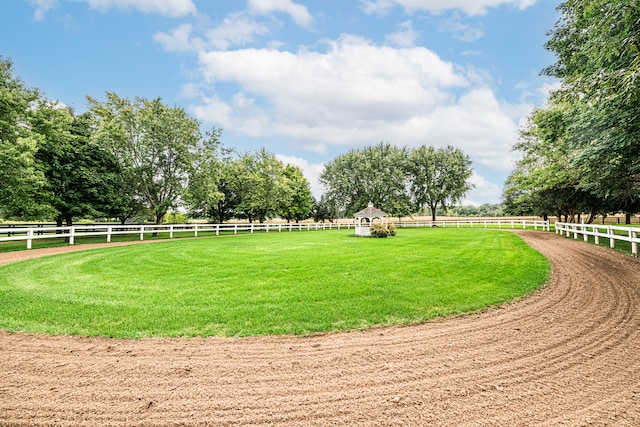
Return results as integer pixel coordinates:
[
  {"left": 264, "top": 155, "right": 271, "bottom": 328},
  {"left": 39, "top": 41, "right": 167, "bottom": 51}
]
[
  {"left": 0, "top": 219, "right": 550, "bottom": 250},
  {"left": 555, "top": 222, "right": 640, "bottom": 256}
]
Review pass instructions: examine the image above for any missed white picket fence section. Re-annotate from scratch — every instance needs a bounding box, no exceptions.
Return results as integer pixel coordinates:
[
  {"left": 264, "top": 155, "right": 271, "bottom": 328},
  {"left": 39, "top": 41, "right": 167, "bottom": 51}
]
[
  {"left": 555, "top": 222, "right": 640, "bottom": 256},
  {"left": 0, "top": 219, "right": 550, "bottom": 250}
]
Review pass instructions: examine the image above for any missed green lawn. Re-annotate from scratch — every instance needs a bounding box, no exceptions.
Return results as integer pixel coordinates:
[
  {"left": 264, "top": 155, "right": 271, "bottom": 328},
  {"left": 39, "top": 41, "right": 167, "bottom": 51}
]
[{"left": 0, "top": 228, "right": 549, "bottom": 338}]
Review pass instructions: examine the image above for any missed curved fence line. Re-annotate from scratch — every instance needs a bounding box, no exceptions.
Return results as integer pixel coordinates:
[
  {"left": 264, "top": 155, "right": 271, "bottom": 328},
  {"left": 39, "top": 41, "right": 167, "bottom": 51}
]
[
  {"left": 555, "top": 222, "right": 640, "bottom": 256},
  {"left": 0, "top": 219, "right": 550, "bottom": 250}
]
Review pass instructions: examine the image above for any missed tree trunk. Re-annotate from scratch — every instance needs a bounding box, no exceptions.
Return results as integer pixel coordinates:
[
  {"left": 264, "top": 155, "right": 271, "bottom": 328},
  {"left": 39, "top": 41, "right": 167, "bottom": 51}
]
[
  {"left": 625, "top": 212, "right": 631, "bottom": 224},
  {"left": 64, "top": 214, "right": 73, "bottom": 243},
  {"left": 153, "top": 210, "right": 165, "bottom": 237}
]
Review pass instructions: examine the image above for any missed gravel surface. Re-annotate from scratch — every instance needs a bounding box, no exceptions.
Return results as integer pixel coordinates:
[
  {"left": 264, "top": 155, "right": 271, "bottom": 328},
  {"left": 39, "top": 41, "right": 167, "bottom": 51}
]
[{"left": 1, "top": 230, "right": 639, "bottom": 426}]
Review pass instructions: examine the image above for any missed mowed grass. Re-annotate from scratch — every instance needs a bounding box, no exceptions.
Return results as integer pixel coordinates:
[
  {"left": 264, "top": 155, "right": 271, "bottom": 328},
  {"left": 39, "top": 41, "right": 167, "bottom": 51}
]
[{"left": 0, "top": 228, "right": 549, "bottom": 338}]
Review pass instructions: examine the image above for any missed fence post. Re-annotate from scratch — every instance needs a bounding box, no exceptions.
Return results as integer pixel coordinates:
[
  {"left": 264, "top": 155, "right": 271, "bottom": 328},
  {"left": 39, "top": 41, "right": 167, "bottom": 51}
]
[
  {"left": 27, "top": 228, "right": 33, "bottom": 249},
  {"left": 216, "top": 224, "right": 220, "bottom": 236},
  {"left": 594, "top": 229, "right": 599, "bottom": 245},
  {"left": 107, "top": 226, "right": 112, "bottom": 243},
  {"left": 170, "top": 225, "right": 174, "bottom": 239},
  {"left": 69, "top": 227, "right": 75, "bottom": 245},
  {"left": 583, "top": 224, "right": 588, "bottom": 242},
  {"left": 631, "top": 230, "right": 637, "bottom": 256},
  {"left": 234, "top": 224, "right": 238, "bottom": 235},
  {"left": 194, "top": 224, "right": 199, "bottom": 237},
  {"left": 140, "top": 225, "right": 144, "bottom": 241},
  {"left": 609, "top": 226, "right": 615, "bottom": 249}
]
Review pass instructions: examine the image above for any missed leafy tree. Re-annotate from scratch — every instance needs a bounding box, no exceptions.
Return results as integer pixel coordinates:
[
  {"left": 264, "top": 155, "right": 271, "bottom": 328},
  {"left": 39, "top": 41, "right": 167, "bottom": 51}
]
[
  {"left": 503, "top": 105, "right": 606, "bottom": 222},
  {"left": 543, "top": 0, "right": 640, "bottom": 222},
  {"left": 409, "top": 145, "right": 474, "bottom": 221},
  {"left": 184, "top": 130, "right": 226, "bottom": 221},
  {"left": 448, "top": 203, "right": 506, "bottom": 217},
  {"left": 312, "top": 195, "right": 339, "bottom": 223},
  {"left": 89, "top": 93, "right": 214, "bottom": 225},
  {"left": 0, "top": 57, "right": 51, "bottom": 219},
  {"left": 280, "top": 164, "right": 313, "bottom": 223},
  {"left": 31, "top": 105, "right": 124, "bottom": 226},
  {"left": 234, "top": 148, "right": 289, "bottom": 223},
  {"left": 320, "top": 142, "right": 411, "bottom": 217},
  {"left": 210, "top": 159, "right": 243, "bottom": 224}
]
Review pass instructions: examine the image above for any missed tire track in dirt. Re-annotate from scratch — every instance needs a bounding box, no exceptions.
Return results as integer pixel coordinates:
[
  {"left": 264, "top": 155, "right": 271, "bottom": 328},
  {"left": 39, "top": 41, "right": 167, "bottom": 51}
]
[{"left": 1, "top": 230, "right": 639, "bottom": 426}]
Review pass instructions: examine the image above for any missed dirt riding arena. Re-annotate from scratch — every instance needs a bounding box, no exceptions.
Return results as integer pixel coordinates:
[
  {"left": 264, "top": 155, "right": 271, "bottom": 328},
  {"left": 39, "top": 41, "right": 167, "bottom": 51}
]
[{"left": 1, "top": 230, "right": 639, "bottom": 426}]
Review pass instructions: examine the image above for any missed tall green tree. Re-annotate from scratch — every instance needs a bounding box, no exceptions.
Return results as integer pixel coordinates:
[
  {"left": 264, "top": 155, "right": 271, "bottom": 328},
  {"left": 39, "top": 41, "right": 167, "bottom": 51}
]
[
  {"left": 543, "top": 0, "right": 640, "bottom": 221},
  {"left": 31, "top": 105, "right": 124, "bottom": 226},
  {"left": 89, "top": 93, "right": 216, "bottom": 225},
  {"left": 184, "top": 130, "right": 226, "bottom": 221},
  {"left": 0, "top": 57, "right": 50, "bottom": 219},
  {"left": 280, "top": 164, "right": 313, "bottom": 223},
  {"left": 409, "top": 145, "right": 474, "bottom": 221},
  {"left": 320, "top": 142, "right": 411, "bottom": 217},
  {"left": 503, "top": 106, "right": 606, "bottom": 222},
  {"left": 311, "top": 194, "right": 339, "bottom": 223},
  {"left": 211, "top": 160, "right": 243, "bottom": 224},
  {"left": 234, "top": 148, "right": 289, "bottom": 223}
]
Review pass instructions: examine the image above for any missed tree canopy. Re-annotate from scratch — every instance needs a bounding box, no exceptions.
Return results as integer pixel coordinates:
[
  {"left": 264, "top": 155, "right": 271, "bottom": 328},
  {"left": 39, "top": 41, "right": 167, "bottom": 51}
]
[
  {"left": 320, "top": 142, "right": 474, "bottom": 219},
  {"left": 504, "top": 0, "right": 640, "bottom": 222}
]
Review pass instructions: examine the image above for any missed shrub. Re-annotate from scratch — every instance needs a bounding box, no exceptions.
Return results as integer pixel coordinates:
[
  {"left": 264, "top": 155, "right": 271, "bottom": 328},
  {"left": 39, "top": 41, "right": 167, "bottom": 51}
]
[
  {"left": 370, "top": 223, "right": 394, "bottom": 238},
  {"left": 388, "top": 224, "right": 397, "bottom": 236}
]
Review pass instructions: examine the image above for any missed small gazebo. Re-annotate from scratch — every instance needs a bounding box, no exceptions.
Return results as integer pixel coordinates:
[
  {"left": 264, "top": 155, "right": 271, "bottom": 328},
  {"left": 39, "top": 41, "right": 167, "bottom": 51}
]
[{"left": 354, "top": 202, "right": 388, "bottom": 236}]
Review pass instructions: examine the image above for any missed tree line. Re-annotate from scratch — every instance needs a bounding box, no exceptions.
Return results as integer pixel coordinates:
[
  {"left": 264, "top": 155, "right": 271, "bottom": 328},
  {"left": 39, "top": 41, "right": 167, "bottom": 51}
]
[
  {"left": 320, "top": 142, "right": 474, "bottom": 221},
  {"left": 503, "top": 0, "right": 639, "bottom": 223},
  {"left": 1, "top": 56, "right": 475, "bottom": 225}
]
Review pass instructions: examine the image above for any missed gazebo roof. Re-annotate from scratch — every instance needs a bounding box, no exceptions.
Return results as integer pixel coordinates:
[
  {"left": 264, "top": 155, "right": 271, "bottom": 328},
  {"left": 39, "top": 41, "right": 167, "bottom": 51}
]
[{"left": 354, "top": 202, "right": 388, "bottom": 218}]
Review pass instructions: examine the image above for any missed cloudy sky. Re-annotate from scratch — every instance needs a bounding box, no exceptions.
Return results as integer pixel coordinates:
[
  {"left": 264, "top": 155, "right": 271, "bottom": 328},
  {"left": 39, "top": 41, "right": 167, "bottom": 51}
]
[{"left": 2, "top": 0, "right": 560, "bottom": 204}]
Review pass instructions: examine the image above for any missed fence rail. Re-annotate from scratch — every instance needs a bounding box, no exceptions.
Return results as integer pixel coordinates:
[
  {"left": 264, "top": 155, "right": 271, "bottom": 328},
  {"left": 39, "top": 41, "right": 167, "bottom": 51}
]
[
  {"left": 555, "top": 222, "right": 640, "bottom": 256},
  {"left": 0, "top": 219, "right": 550, "bottom": 250}
]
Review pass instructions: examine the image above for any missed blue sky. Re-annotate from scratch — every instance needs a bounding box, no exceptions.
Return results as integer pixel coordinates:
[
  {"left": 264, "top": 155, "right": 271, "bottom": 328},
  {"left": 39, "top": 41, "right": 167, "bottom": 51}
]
[{"left": 2, "top": 0, "right": 560, "bottom": 204}]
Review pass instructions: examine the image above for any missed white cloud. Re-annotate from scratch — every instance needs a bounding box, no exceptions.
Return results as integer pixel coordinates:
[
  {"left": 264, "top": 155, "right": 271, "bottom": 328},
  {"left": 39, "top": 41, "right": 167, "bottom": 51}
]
[
  {"left": 154, "top": 24, "right": 201, "bottom": 52},
  {"left": 439, "top": 13, "right": 484, "bottom": 41},
  {"left": 30, "top": 0, "right": 58, "bottom": 21},
  {"left": 248, "top": 0, "right": 313, "bottom": 27},
  {"left": 189, "top": 35, "right": 526, "bottom": 178},
  {"left": 275, "top": 155, "right": 325, "bottom": 199},
  {"left": 359, "top": 0, "right": 396, "bottom": 16},
  {"left": 362, "top": 0, "right": 538, "bottom": 16},
  {"left": 385, "top": 21, "right": 419, "bottom": 47},
  {"left": 82, "top": 0, "right": 196, "bottom": 16},
  {"left": 206, "top": 13, "right": 270, "bottom": 50},
  {"left": 154, "top": 13, "right": 272, "bottom": 52},
  {"left": 30, "top": 0, "right": 196, "bottom": 19},
  {"left": 464, "top": 172, "right": 503, "bottom": 206}
]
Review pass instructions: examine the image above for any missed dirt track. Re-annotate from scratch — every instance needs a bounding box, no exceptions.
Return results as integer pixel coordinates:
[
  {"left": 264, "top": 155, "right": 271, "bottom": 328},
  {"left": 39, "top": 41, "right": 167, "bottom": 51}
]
[{"left": 1, "top": 230, "right": 639, "bottom": 426}]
